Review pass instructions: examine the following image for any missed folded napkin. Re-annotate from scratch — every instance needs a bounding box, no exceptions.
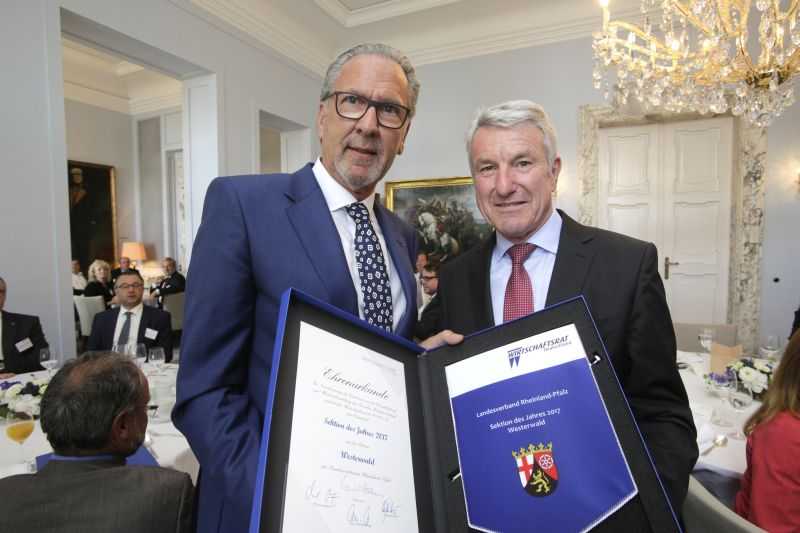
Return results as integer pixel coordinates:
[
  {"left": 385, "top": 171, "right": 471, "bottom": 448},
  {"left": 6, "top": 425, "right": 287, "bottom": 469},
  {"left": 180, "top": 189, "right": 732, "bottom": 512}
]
[{"left": 696, "top": 422, "right": 717, "bottom": 454}]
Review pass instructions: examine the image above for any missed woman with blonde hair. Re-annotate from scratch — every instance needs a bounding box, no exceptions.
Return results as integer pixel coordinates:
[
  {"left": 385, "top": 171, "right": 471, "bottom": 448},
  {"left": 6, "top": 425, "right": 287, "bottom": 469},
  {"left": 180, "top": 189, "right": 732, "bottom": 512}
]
[
  {"left": 83, "top": 259, "right": 115, "bottom": 307},
  {"left": 735, "top": 330, "right": 800, "bottom": 531}
]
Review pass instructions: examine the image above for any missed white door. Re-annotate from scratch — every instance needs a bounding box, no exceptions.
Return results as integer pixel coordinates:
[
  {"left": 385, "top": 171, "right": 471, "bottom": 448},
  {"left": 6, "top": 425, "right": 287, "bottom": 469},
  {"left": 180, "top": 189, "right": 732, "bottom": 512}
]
[{"left": 598, "top": 117, "right": 733, "bottom": 324}]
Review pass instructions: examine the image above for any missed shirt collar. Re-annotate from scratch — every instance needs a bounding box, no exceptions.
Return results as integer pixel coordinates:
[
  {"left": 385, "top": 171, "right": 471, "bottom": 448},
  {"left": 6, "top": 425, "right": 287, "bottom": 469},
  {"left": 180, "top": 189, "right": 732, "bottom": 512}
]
[
  {"left": 493, "top": 209, "right": 562, "bottom": 263},
  {"left": 312, "top": 158, "right": 376, "bottom": 215},
  {"left": 119, "top": 302, "right": 144, "bottom": 317}
]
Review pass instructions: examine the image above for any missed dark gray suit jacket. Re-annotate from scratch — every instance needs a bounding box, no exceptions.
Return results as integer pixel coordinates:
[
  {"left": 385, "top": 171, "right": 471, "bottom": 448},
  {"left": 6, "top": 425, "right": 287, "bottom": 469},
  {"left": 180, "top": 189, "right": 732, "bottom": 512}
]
[
  {"left": 0, "top": 457, "right": 194, "bottom": 533},
  {"left": 432, "top": 210, "right": 698, "bottom": 514}
]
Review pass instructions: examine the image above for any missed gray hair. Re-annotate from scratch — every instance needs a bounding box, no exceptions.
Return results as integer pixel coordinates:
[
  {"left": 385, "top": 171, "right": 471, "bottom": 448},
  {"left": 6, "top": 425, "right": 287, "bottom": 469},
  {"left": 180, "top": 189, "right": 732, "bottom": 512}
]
[
  {"left": 41, "top": 352, "right": 144, "bottom": 454},
  {"left": 320, "top": 43, "right": 421, "bottom": 118},
  {"left": 465, "top": 100, "right": 559, "bottom": 170}
]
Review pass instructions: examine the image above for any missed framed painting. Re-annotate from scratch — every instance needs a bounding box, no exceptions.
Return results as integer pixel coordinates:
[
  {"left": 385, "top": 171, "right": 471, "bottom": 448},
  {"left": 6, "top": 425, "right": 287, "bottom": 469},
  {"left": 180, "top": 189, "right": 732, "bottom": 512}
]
[
  {"left": 67, "top": 160, "right": 118, "bottom": 270},
  {"left": 384, "top": 177, "right": 491, "bottom": 260}
]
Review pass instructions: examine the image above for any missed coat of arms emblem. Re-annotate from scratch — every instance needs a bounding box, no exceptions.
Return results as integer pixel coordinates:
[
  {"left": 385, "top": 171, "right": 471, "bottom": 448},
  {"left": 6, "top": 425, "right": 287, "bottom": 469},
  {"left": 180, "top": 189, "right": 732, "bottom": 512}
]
[{"left": 512, "top": 442, "right": 559, "bottom": 497}]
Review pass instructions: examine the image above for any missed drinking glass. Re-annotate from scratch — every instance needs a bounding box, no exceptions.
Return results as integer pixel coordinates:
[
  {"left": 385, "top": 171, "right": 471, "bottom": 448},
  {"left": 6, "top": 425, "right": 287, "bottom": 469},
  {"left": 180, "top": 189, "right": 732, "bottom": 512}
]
[
  {"left": 728, "top": 374, "right": 753, "bottom": 440},
  {"left": 39, "top": 348, "right": 59, "bottom": 376},
  {"left": 698, "top": 328, "right": 714, "bottom": 353},
  {"left": 709, "top": 371, "right": 734, "bottom": 427},
  {"left": 759, "top": 335, "right": 781, "bottom": 360},
  {"left": 5, "top": 412, "right": 35, "bottom": 472},
  {"left": 148, "top": 348, "right": 166, "bottom": 374}
]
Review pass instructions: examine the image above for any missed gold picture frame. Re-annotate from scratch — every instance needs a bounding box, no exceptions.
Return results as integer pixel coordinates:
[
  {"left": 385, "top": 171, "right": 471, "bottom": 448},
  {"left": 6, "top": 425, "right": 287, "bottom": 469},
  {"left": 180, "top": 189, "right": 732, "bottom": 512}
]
[
  {"left": 67, "top": 160, "right": 118, "bottom": 269},
  {"left": 384, "top": 177, "right": 491, "bottom": 260}
]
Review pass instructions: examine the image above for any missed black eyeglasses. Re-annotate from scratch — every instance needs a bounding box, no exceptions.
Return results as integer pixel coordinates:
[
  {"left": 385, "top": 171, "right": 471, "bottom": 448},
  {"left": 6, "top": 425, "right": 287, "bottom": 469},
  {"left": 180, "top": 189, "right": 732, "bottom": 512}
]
[
  {"left": 116, "top": 283, "right": 143, "bottom": 290},
  {"left": 328, "top": 91, "right": 410, "bottom": 129},
  {"left": 421, "top": 275, "right": 438, "bottom": 281}
]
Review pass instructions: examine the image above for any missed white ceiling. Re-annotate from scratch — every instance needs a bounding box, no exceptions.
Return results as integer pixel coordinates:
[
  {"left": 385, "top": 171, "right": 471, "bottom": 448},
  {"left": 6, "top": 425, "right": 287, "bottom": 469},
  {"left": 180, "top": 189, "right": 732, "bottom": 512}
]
[
  {"left": 62, "top": 38, "right": 183, "bottom": 115},
  {"left": 187, "top": 0, "right": 642, "bottom": 77}
]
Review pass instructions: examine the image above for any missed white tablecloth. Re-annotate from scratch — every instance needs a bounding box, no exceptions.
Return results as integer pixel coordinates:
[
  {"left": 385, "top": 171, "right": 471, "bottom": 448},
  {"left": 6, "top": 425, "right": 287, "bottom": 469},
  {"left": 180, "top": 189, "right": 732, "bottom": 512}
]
[
  {"left": 0, "top": 367, "right": 198, "bottom": 483},
  {"left": 678, "top": 350, "right": 759, "bottom": 478}
]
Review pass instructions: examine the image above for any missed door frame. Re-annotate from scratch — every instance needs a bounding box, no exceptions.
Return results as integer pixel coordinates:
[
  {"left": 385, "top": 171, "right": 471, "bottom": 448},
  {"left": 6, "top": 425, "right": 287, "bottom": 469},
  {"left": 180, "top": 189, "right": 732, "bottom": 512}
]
[{"left": 578, "top": 105, "right": 767, "bottom": 352}]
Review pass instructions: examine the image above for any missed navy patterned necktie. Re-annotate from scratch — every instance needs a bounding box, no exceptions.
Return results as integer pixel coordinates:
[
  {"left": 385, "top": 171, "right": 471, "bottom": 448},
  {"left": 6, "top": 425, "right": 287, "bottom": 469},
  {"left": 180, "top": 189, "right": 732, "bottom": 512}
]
[{"left": 345, "top": 202, "right": 394, "bottom": 332}]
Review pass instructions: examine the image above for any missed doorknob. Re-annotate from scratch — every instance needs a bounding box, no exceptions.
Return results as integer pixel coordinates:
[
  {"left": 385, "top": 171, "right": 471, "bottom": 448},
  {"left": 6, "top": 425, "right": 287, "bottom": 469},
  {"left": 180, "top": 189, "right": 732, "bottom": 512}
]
[{"left": 664, "top": 257, "right": 679, "bottom": 280}]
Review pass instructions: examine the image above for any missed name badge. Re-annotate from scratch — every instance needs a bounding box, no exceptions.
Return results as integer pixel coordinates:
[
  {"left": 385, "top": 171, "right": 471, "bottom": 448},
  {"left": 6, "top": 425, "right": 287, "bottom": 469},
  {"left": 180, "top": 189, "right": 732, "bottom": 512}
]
[
  {"left": 15, "top": 338, "right": 34, "bottom": 352},
  {"left": 144, "top": 328, "right": 159, "bottom": 340}
]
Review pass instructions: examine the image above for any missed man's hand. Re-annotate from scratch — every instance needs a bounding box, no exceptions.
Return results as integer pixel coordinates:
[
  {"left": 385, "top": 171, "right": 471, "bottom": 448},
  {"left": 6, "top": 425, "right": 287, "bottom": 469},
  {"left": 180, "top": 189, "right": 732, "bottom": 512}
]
[
  {"left": 419, "top": 330, "right": 464, "bottom": 351},
  {"left": 0, "top": 372, "right": 16, "bottom": 379}
]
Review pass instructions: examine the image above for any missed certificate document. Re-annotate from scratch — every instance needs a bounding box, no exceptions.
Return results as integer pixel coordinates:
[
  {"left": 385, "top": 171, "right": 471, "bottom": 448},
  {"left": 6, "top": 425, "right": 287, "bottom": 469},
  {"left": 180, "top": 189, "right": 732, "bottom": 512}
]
[
  {"left": 446, "top": 324, "right": 637, "bottom": 533},
  {"left": 281, "top": 322, "right": 419, "bottom": 532}
]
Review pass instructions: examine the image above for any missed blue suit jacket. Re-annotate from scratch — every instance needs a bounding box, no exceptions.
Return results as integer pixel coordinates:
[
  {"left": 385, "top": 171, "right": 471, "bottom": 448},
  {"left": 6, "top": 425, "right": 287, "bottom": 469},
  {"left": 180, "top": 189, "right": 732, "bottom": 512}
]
[{"left": 172, "top": 164, "right": 418, "bottom": 533}]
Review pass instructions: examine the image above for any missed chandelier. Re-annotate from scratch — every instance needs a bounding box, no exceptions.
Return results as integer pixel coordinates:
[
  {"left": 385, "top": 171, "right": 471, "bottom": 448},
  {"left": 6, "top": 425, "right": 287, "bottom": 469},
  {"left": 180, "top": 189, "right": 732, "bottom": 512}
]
[{"left": 592, "top": 0, "right": 800, "bottom": 126}]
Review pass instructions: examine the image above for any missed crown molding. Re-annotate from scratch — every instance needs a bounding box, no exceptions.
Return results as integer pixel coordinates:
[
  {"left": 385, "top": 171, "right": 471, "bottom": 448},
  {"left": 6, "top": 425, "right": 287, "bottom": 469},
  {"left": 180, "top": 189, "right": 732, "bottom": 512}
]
[
  {"left": 407, "top": 7, "right": 642, "bottom": 66},
  {"left": 314, "top": 0, "right": 461, "bottom": 28},
  {"left": 64, "top": 81, "right": 131, "bottom": 115},
  {"left": 188, "top": 0, "right": 330, "bottom": 76},
  {"left": 130, "top": 91, "right": 183, "bottom": 115}
]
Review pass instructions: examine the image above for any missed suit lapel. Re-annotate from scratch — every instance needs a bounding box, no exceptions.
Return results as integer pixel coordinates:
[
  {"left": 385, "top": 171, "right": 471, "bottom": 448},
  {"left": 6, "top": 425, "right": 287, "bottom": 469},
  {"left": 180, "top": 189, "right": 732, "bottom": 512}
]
[
  {"left": 1, "top": 312, "right": 13, "bottom": 356},
  {"left": 137, "top": 307, "right": 150, "bottom": 345},
  {"left": 374, "top": 202, "right": 416, "bottom": 334},
  {"left": 458, "top": 235, "right": 495, "bottom": 330},
  {"left": 285, "top": 165, "right": 358, "bottom": 315},
  {"left": 546, "top": 210, "right": 597, "bottom": 306}
]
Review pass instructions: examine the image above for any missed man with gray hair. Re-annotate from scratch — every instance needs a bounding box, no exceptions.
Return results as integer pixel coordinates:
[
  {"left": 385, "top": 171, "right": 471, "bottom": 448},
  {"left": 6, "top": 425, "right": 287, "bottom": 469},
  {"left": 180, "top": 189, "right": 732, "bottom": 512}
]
[
  {"left": 0, "top": 353, "right": 193, "bottom": 532},
  {"left": 426, "top": 99, "right": 698, "bottom": 518},
  {"left": 174, "top": 43, "right": 421, "bottom": 532}
]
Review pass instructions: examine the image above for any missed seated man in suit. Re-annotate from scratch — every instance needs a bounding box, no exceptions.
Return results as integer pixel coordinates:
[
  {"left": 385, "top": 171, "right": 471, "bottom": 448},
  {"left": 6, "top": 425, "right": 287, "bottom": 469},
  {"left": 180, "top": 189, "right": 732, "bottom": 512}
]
[
  {"left": 0, "top": 276, "right": 47, "bottom": 377},
  {"left": 88, "top": 271, "right": 173, "bottom": 362},
  {"left": 0, "top": 352, "right": 194, "bottom": 532},
  {"left": 149, "top": 257, "right": 186, "bottom": 308},
  {"left": 110, "top": 256, "right": 139, "bottom": 288},
  {"left": 426, "top": 100, "right": 697, "bottom": 515},
  {"left": 71, "top": 259, "right": 87, "bottom": 295}
]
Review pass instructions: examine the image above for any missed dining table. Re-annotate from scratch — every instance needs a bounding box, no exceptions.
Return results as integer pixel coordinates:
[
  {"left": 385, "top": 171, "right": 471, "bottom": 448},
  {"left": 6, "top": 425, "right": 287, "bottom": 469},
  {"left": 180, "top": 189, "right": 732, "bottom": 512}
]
[
  {"left": 678, "top": 350, "right": 760, "bottom": 478},
  {"left": 0, "top": 364, "right": 198, "bottom": 483}
]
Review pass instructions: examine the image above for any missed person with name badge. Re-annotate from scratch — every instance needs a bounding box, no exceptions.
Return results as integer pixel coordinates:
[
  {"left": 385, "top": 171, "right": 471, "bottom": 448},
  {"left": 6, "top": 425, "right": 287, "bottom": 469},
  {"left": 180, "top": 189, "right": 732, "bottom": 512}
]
[
  {"left": 87, "top": 271, "right": 173, "bottom": 362},
  {"left": 0, "top": 276, "right": 48, "bottom": 377}
]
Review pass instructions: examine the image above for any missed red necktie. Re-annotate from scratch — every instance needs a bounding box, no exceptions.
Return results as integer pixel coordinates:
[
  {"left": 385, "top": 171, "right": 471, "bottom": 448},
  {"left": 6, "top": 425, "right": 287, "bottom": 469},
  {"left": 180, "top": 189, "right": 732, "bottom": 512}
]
[{"left": 503, "top": 243, "right": 536, "bottom": 323}]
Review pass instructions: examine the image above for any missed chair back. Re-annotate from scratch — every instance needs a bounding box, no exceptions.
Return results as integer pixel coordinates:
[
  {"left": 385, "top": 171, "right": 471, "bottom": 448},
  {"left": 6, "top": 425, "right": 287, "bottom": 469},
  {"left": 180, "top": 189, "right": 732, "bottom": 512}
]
[
  {"left": 162, "top": 292, "right": 185, "bottom": 331},
  {"left": 683, "top": 475, "right": 765, "bottom": 532},
  {"left": 73, "top": 295, "right": 105, "bottom": 337},
  {"left": 674, "top": 323, "right": 738, "bottom": 351}
]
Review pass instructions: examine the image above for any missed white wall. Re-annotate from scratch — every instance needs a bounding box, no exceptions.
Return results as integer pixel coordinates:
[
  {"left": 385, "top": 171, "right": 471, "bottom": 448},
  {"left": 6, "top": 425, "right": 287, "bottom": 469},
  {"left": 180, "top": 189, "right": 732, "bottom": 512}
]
[
  {"left": 1, "top": 0, "right": 321, "bottom": 358},
  {"left": 64, "top": 99, "right": 136, "bottom": 248},
  {"left": 381, "top": 37, "right": 602, "bottom": 218},
  {"left": 137, "top": 116, "right": 163, "bottom": 259},
  {"left": 759, "top": 103, "right": 800, "bottom": 343}
]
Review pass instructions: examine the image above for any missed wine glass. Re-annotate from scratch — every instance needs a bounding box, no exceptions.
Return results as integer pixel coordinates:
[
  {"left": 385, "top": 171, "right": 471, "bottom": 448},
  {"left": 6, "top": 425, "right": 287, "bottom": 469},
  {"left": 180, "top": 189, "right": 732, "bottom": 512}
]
[
  {"left": 5, "top": 412, "right": 36, "bottom": 472},
  {"left": 728, "top": 373, "right": 753, "bottom": 440},
  {"left": 698, "top": 328, "right": 714, "bottom": 353},
  {"left": 148, "top": 348, "right": 166, "bottom": 374},
  {"left": 708, "top": 371, "right": 734, "bottom": 427},
  {"left": 759, "top": 335, "right": 781, "bottom": 360},
  {"left": 39, "top": 348, "right": 59, "bottom": 376}
]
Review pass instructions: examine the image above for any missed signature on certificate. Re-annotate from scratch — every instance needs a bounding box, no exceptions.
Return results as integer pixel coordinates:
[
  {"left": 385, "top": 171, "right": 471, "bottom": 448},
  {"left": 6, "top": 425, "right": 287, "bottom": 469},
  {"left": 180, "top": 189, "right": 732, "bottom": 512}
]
[
  {"left": 347, "top": 504, "right": 372, "bottom": 527},
  {"left": 381, "top": 498, "right": 400, "bottom": 520},
  {"left": 340, "top": 474, "right": 383, "bottom": 497},
  {"left": 305, "top": 480, "right": 339, "bottom": 508}
]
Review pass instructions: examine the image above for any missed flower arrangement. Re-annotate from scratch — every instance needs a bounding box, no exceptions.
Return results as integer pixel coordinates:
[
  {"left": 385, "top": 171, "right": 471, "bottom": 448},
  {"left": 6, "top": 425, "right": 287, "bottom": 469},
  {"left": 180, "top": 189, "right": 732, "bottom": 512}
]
[
  {"left": 727, "top": 357, "right": 775, "bottom": 400},
  {"left": 0, "top": 379, "right": 48, "bottom": 418}
]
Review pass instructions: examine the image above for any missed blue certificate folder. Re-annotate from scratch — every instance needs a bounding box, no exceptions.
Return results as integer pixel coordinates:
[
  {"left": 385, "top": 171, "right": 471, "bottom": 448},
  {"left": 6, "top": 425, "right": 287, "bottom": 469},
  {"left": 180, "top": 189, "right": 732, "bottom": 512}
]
[
  {"left": 449, "top": 338, "right": 636, "bottom": 533},
  {"left": 250, "top": 289, "right": 680, "bottom": 533}
]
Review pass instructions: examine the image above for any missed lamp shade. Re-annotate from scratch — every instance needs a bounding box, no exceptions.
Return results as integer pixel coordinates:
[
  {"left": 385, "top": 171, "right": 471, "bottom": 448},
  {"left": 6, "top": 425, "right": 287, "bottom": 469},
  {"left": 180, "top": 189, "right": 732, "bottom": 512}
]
[{"left": 120, "top": 241, "right": 147, "bottom": 261}]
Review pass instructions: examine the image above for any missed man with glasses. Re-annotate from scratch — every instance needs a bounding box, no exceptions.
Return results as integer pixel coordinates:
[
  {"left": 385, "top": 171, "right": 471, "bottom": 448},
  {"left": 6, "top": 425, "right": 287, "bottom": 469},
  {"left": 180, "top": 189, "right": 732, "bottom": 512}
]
[
  {"left": 174, "top": 43, "right": 421, "bottom": 533},
  {"left": 415, "top": 255, "right": 443, "bottom": 340},
  {"left": 87, "top": 271, "right": 173, "bottom": 361}
]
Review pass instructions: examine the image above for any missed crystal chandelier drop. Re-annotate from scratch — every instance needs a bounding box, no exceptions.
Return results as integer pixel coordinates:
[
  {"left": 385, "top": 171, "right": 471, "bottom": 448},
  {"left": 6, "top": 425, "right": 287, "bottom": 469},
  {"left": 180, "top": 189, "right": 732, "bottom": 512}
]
[{"left": 592, "top": 0, "right": 800, "bottom": 127}]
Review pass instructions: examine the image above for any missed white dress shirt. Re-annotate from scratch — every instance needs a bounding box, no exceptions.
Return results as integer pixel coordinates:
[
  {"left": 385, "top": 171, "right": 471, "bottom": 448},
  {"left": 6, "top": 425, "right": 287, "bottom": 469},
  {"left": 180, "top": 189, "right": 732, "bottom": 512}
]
[
  {"left": 312, "top": 158, "right": 407, "bottom": 332},
  {"left": 72, "top": 272, "right": 87, "bottom": 291},
  {"left": 490, "top": 210, "right": 562, "bottom": 325},
  {"left": 112, "top": 302, "right": 144, "bottom": 347}
]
